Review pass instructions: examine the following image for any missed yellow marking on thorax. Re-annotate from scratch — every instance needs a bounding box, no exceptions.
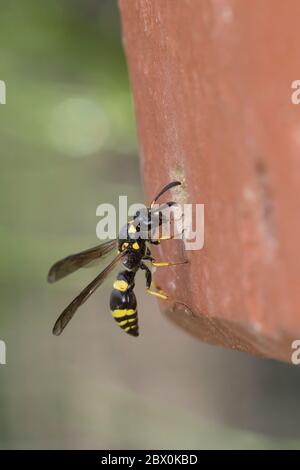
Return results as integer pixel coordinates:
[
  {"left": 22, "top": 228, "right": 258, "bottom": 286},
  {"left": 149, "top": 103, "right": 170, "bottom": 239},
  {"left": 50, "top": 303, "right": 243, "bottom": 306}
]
[
  {"left": 128, "top": 224, "right": 137, "bottom": 234},
  {"left": 112, "top": 309, "right": 136, "bottom": 318},
  {"left": 132, "top": 242, "right": 140, "bottom": 250},
  {"left": 121, "top": 242, "right": 129, "bottom": 251},
  {"left": 113, "top": 280, "right": 129, "bottom": 292}
]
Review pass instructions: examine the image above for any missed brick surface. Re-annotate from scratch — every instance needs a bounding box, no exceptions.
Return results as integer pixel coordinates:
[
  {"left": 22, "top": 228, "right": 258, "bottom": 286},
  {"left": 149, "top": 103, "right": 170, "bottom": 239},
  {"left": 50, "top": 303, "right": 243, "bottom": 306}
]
[{"left": 119, "top": 0, "right": 300, "bottom": 361}]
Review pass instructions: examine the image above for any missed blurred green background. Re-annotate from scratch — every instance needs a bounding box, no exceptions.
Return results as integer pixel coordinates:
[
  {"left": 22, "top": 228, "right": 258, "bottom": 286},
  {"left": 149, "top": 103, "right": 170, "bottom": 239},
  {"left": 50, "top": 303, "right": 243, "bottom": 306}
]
[{"left": 1, "top": 0, "right": 300, "bottom": 450}]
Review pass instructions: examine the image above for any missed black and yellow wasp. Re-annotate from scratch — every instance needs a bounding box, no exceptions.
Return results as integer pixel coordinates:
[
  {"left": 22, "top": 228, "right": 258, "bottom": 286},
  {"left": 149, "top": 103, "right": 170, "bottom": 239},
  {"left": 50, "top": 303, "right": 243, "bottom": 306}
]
[{"left": 48, "top": 181, "right": 186, "bottom": 337}]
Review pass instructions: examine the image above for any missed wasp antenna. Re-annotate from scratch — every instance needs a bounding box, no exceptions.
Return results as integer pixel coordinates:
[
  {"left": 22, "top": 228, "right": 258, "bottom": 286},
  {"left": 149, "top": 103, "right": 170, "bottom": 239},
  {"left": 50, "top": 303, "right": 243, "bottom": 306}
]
[
  {"left": 150, "top": 181, "right": 181, "bottom": 208},
  {"left": 150, "top": 201, "right": 178, "bottom": 213}
]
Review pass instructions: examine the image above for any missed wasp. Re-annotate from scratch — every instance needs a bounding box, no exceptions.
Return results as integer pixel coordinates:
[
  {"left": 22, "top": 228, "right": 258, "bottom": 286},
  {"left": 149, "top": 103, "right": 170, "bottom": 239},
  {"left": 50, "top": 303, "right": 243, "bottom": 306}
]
[{"left": 48, "top": 181, "right": 187, "bottom": 337}]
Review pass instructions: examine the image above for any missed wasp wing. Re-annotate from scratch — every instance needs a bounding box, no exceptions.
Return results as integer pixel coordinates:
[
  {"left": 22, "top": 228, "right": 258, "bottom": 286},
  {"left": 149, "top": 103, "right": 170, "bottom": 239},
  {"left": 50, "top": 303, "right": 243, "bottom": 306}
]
[
  {"left": 52, "top": 250, "right": 126, "bottom": 336},
  {"left": 48, "top": 239, "right": 116, "bottom": 283}
]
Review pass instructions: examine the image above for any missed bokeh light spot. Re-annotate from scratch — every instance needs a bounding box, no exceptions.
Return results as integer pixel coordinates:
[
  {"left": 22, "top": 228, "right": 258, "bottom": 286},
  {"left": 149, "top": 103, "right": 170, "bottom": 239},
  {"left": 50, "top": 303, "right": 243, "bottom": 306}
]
[{"left": 48, "top": 97, "right": 109, "bottom": 157}]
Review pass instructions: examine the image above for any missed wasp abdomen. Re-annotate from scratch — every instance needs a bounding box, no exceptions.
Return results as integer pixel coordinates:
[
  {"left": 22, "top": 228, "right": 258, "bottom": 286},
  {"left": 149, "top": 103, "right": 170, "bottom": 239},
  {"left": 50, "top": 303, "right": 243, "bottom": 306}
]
[{"left": 110, "top": 275, "right": 139, "bottom": 337}]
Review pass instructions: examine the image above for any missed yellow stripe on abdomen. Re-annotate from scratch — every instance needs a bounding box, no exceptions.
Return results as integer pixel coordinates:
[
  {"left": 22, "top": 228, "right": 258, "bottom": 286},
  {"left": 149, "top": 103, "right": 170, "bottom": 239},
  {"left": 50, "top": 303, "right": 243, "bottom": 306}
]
[
  {"left": 111, "top": 308, "right": 139, "bottom": 337},
  {"left": 112, "top": 309, "right": 136, "bottom": 318}
]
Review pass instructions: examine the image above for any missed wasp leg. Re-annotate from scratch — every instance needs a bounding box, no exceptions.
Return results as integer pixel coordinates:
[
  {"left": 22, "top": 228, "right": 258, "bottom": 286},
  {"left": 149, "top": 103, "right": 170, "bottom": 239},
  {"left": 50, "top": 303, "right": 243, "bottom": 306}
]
[
  {"left": 150, "top": 280, "right": 162, "bottom": 290},
  {"left": 143, "top": 254, "right": 154, "bottom": 262},
  {"left": 146, "top": 285, "right": 194, "bottom": 318},
  {"left": 151, "top": 260, "right": 188, "bottom": 267},
  {"left": 145, "top": 247, "right": 152, "bottom": 256},
  {"left": 158, "top": 234, "right": 174, "bottom": 240},
  {"left": 140, "top": 262, "right": 152, "bottom": 289},
  {"left": 146, "top": 287, "right": 168, "bottom": 300},
  {"left": 149, "top": 234, "right": 175, "bottom": 245},
  {"left": 143, "top": 248, "right": 155, "bottom": 263},
  {"left": 149, "top": 240, "right": 160, "bottom": 245},
  {"left": 140, "top": 261, "right": 168, "bottom": 297}
]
